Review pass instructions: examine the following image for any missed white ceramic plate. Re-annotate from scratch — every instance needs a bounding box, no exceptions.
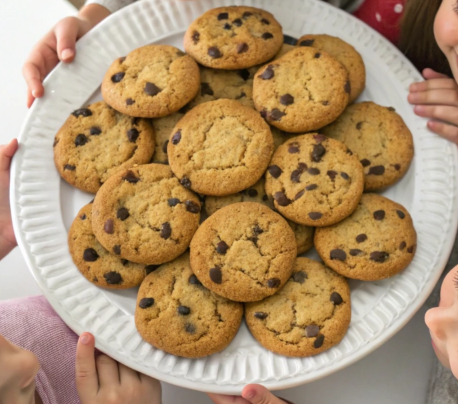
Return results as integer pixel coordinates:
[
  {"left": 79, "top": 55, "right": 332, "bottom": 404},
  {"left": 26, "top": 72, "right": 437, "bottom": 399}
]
[{"left": 11, "top": 0, "right": 458, "bottom": 394}]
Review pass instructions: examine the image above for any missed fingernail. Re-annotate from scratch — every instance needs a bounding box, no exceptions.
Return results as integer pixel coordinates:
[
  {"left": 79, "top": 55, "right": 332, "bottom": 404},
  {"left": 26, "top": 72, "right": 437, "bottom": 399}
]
[
  {"left": 245, "top": 390, "right": 255, "bottom": 399},
  {"left": 414, "top": 105, "right": 424, "bottom": 113},
  {"left": 61, "top": 48, "right": 74, "bottom": 60},
  {"left": 80, "top": 334, "right": 89, "bottom": 345},
  {"left": 32, "top": 90, "right": 37, "bottom": 98}
]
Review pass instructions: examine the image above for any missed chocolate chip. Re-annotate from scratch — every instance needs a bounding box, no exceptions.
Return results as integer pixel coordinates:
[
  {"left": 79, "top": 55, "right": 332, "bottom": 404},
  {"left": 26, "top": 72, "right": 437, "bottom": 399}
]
[
  {"left": 305, "top": 325, "right": 319, "bottom": 337},
  {"left": 238, "top": 69, "right": 250, "bottom": 81},
  {"left": 209, "top": 266, "right": 222, "bottom": 284},
  {"left": 396, "top": 210, "right": 406, "bottom": 219},
  {"left": 268, "top": 165, "right": 282, "bottom": 178},
  {"left": 113, "top": 245, "right": 121, "bottom": 255},
  {"left": 217, "top": 12, "right": 228, "bottom": 20},
  {"left": 126, "top": 98, "right": 135, "bottom": 106},
  {"left": 330, "top": 249, "right": 346, "bottom": 261},
  {"left": 312, "top": 144, "right": 326, "bottom": 162},
  {"left": 144, "top": 82, "right": 161, "bottom": 96},
  {"left": 350, "top": 249, "right": 364, "bottom": 256},
  {"left": 237, "top": 42, "right": 249, "bottom": 54},
  {"left": 117, "top": 208, "right": 129, "bottom": 221},
  {"left": 270, "top": 109, "right": 285, "bottom": 121},
  {"left": 308, "top": 212, "right": 323, "bottom": 220},
  {"left": 168, "top": 198, "right": 180, "bottom": 207},
  {"left": 295, "top": 190, "right": 305, "bottom": 200},
  {"left": 121, "top": 259, "right": 129, "bottom": 266},
  {"left": 327, "top": 170, "right": 337, "bottom": 180},
  {"left": 160, "top": 222, "right": 171, "bottom": 239},
  {"left": 53, "top": 138, "right": 59, "bottom": 147},
  {"left": 314, "top": 134, "right": 327, "bottom": 143},
  {"left": 341, "top": 172, "right": 349, "bottom": 180},
  {"left": 139, "top": 298, "right": 154, "bottom": 309},
  {"left": 356, "top": 234, "right": 367, "bottom": 243},
  {"left": 80, "top": 213, "right": 86, "bottom": 220},
  {"left": 119, "top": 57, "right": 126, "bottom": 63},
  {"left": 162, "top": 140, "right": 169, "bottom": 153},
  {"left": 104, "top": 219, "right": 114, "bottom": 234},
  {"left": 64, "top": 164, "right": 76, "bottom": 171},
  {"left": 292, "top": 271, "right": 307, "bottom": 284},
  {"left": 185, "top": 323, "right": 196, "bottom": 334},
  {"left": 185, "top": 200, "right": 200, "bottom": 213},
  {"left": 280, "top": 94, "right": 294, "bottom": 106},
  {"left": 394, "top": 164, "right": 401, "bottom": 171},
  {"left": 192, "top": 31, "right": 200, "bottom": 43},
  {"left": 260, "top": 110, "right": 268, "bottom": 119},
  {"left": 171, "top": 130, "right": 182, "bottom": 145},
  {"left": 308, "top": 167, "right": 320, "bottom": 175},
  {"left": 254, "top": 312, "right": 268, "bottom": 320},
  {"left": 314, "top": 334, "right": 325, "bottom": 348},
  {"left": 111, "top": 72, "right": 125, "bottom": 83},
  {"left": 407, "top": 246, "right": 415, "bottom": 253},
  {"left": 83, "top": 248, "right": 99, "bottom": 262},
  {"left": 216, "top": 241, "right": 229, "bottom": 255},
  {"left": 298, "top": 162, "right": 308, "bottom": 171},
  {"left": 262, "top": 194, "right": 268, "bottom": 201},
  {"left": 233, "top": 18, "right": 242, "bottom": 26},
  {"left": 123, "top": 171, "right": 140, "bottom": 183},
  {"left": 274, "top": 192, "right": 292, "bottom": 206},
  {"left": 344, "top": 81, "right": 351, "bottom": 94},
  {"left": 355, "top": 122, "right": 363, "bottom": 130},
  {"left": 208, "top": 47, "right": 222, "bottom": 58},
  {"left": 104, "top": 271, "right": 122, "bottom": 285},
  {"left": 72, "top": 108, "right": 92, "bottom": 117},
  {"left": 261, "top": 18, "right": 270, "bottom": 24},
  {"left": 262, "top": 32, "right": 274, "bottom": 40},
  {"left": 201, "top": 82, "right": 214, "bottom": 96},
  {"left": 243, "top": 11, "right": 253, "bottom": 18},
  {"left": 368, "top": 165, "right": 385, "bottom": 175},
  {"left": 373, "top": 210, "right": 385, "bottom": 220},
  {"left": 306, "top": 184, "right": 318, "bottom": 191},
  {"left": 314, "top": 52, "right": 321, "bottom": 58},
  {"left": 299, "top": 39, "right": 315, "bottom": 46},
  {"left": 253, "top": 225, "right": 264, "bottom": 236},
  {"left": 360, "top": 159, "right": 371, "bottom": 167},
  {"left": 370, "top": 251, "right": 389, "bottom": 262},
  {"left": 330, "top": 292, "right": 343, "bottom": 305},
  {"left": 93, "top": 277, "right": 98, "bottom": 282},
  {"left": 291, "top": 169, "right": 303, "bottom": 183},
  {"left": 322, "top": 101, "right": 329, "bottom": 106},
  {"left": 145, "top": 265, "right": 159, "bottom": 274},
  {"left": 223, "top": 23, "right": 231, "bottom": 30},
  {"left": 90, "top": 126, "right": 102, "bottom": 136},
  {"left": 177, "top": 305, "right": 191, "bottom": 315},
  {"left": 189, "top": 274, "right": 202, "bottom": 286},
  {"left": 75, "top": 134, "right": 88, "bottom": 147},
  {"left": 126, "top": 128, "right": 139, "bottom": 143},
  {"left": 259, "top": 65, "right": 274, "bottom": 80},
  {"left": 180, "top": 177, "right": 191, "bottom": 188},
  {"left": 388, "top": 107, "right": 396, "bottom": 112},
  {"left": 267, "top": 278, "right": 281, "bottom": 288},
  {"left": 399, "top": 241, "right": 406, "bottom": 250},
  {"left": 288, "top": 143, "right": 299, "bottom": 153}
]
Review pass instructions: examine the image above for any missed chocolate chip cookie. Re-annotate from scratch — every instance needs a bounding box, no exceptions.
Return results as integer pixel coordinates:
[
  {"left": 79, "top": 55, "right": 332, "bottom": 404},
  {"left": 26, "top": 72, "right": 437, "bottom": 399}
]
[
  {"left": 190, "top": 202, "right": 297, "bottom": 302},
  {"left": 151, "top": 112, "right": 185, "bottom": 164},
  {"left": 314, "top": 193, "right": 417, "bottom": 281},
  {"left": 92, "top": 164, "right": 201, "bottom": 265},
  {"left": 298, "top": 34, "right": 366, "bottom": 103},
  {"left": 167, "top": 99, "right": 274, "bottom": 196},
  {"left": 69, "top": 203, "right": 149, "bottom": 289},
  {"left": 265, "top": 134, "right": 364, "bottom": 227},
  {"left": 101, "top": 45, "right": 200, "bottom": 118},
  {"left": 245, "top": 257, "right": 351, "bottom": 357},
  {"left": 135, "top": 252, "right": 243, "bottom": 358},
  {"left": 321, "top": 102, "right": 414, "bottom": 191},
  {"left": 54, "top": 101, "right": 154, "bottom": 193},
  {"left": 205, "top": 178, "right": 314, "bottom": 255},
  {"left": 252, "top": 47, "right": 350, "bottom": 133},
  {"left": 184, "top": 6, "right": 283, "bottom": 70}
]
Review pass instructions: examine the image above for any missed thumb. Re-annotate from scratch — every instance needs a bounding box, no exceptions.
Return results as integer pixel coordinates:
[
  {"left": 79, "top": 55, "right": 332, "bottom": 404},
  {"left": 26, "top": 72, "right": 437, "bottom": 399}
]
[
  {"left": 423, "top": 68, "right": 450, "bottom": 80},
  {"left": 54, "top": 17, "right": 80, "bottom": 63},
  {"left": 242, "top": 385, "right": 291, "bottom": 404},
  {"left": 75, "top": 332, "right": 98, "bottom": 401}
]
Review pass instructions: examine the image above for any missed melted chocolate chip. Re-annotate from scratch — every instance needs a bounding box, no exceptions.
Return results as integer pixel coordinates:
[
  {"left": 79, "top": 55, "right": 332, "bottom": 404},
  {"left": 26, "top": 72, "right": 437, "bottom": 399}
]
[
  {"left": 330, "top": 292, "right": 343, "bottom": 305},
  {"left": 144, "top": 82, "right": 161, "bottom": 96},
  {"left": 280, "top": 94, "right": 294, "bottom": 106},
  {"left": 127, "top": 128, "right": 139, "bottom": 143},
  {"left": 268, "top": 165, "right": 282, "bottom": 178},
  {"left": 259, "top": 65, "right": 274, "bottom": 80},
  {"left": 350, "top": 249, "right": 364, "bottom": 256},
  {"left": 189, "top": 274, "right": 202, "bottom": 286},
  {"left": 305, "top": 325, "right": 319, "bottom": 338},
  {"left": 388, "top": 107, "right": 396, "bottom": 112},
  {"left": 288, "top": 143, "right": 299, "bottom": 153},
  {"left": 312, "top": 144, "right": 326, "bottom": 162},
  {"left": 216, "top": 241, "right": 229, "bottom": 255},
  {"left": 308, "top": 167, "right": 320, "bottom": 175},
  {"left": 111, "top": 72, "right": 125, "bottom": 83},
  {"left": 90, "top": 126, "right": 101, "bottom": 136},
  {"left": 201, "top": 82, "right": 214, "bottom": 96},
  {"left": 262, "top": 32, "right": 274, "bottom": 39},
  {"left": 327, "top": 170, "right": 337, "bottom": 180},
  {"left": 160, "top": 222, "right": 171, "bottom": 239},
  {"left": 295, "top": 190, "right": 305, "bottom": 200},
  {"left": 113, "top": 245, "right": 121, "bottom": 255},
  {"left": 291, "top": 169, "right": 303, "bottom": 183},
  {"left": 80, "top": 214, "right": 86, "bottom": 220},
  {"left": 373, "top": 210, "right": 385, "bottom": 220},
  {"left": 399, "top": 241, "right": 406, "bottom": 250},
  {"left": 306, "top": 184, "right": 318, "bottom": 191},
  {"left": 233, "top": 18, "right": 242, "bottom": 26},
  {"left": 117, "top": 208, "right": 129, "bottom": 221},
  {"left": 168, "top": 198, "right": 180, "bottom": 207},
  {"left": 185, "top": 200, "right": 200, "bottom": 213},
  {"left": 185, "top": 323, "right": 196, "bottom": 334},
  {"left": 299, "top": 39, "right": 315, "bottom": 46},
  {"left": 180, "top": 177, "right": 191, "bottom": 188},
  {"left": 104, "top": 271, "right": 122, "bottom": 285},
  {"left": 83, "top": 248, "right": 99, "bottom": 262},
  {"left": 139, "top": 298, "right": 154, "bottom": 309},
  {"left": 208, "top": 47, "right": 222, "bottom": 58},
  {"left": 314, "top": 334, "right": 325, "bottom": 348},
  {"left": 394, "top": 164, "right": 401, "bottom": 171},
  {"left": 119, "top": 57, "right": 126, "bottom": 63},
  {"left": 237, "top": 42, "right": 249, "bottom": 53},
  {"left": 247, "top": 189, "right": 258, "bottom": 197},
  {"left": 356, "top": 234, "right": 367, "bottom": 243},
  {"left": 72, "top": 108, "right": 92, "bottom": 118},
  {"left": 192, "top": 31, "right": 200, "bottom": 43},
  {"left": 270, "top": 109, "right": 285, "bottom": 121},
  {"left": 210, "top": 266, "right": 222, "bottom": 284},
  {"left": 238, "top": 69, "right": 250, "bottom": 81},
  {"left": 322, "top": 101, "right": 329, "bottom": 106},
  {"left": 292, "top": 271, "right": 307, "bottom": 284},
  {"left": 171, "top": 130, "right": 182, "bottom": 145},
  {"left": 370, "top": 251, "right": 389, "bottom": 262},
  {"left": 217, "top": 12, "right": 228, "bottom": 20},
  {"left": 243, "top": 11, "right": 253, "bottom": 18},
  {"left": 330, "top": 249, "right": 347, "bottom": 261},
  {"left": 223, "top": 23, "right": 232, "bottom": 30},
  {"left": 314, "top": 52, "right": 321, "bottom": 58},
  {"left": 344, "top": 81, "right": 351, "bottom": 94},
  {"left": 125, "top": 98, "right": 135, "bottom": 106},
  {"left": 121, "top": 259, "right": 129, "bottom": 266},
  {"left": 253, "top": 225, "right": 264, "bottom": 235},
  {"left": 407, "top": 246, "right": 415, "bottom": 253},
  {"left": 162, "top": 140, "right": 169, "bottom": 153},
  {"left": 368, "top": 165, "right": 385, "bottom": 175},
  {"left": 341, "top": 172, "right": 349, "bottom": 180},
  {"left": 64, "top": 164, "right": 75, "bottom": 171},
  {"left": 262, "top": 194, "right": 268, "bottom": 201},
  {"left": 261, "top": 18, "right": 270, "bottom": 24},
  {"left": 145, "top": 265, "right": 159, "bottom": 275},
  {"left": 360, "top": 159, "right": 371, "bottom": 167},
  {"left": 314, "top": 134, "right": 327, "bottom": 143},
  {"left": 75, "top": 134, "right": 88, "bottom": 147},
  {"left": 267, "top": 278, "right": 281, "bottom": 288},
  {"left": 308, "top": 212, "right": 322, "bottom": 220},
  {"left": 104, "top": 219, "right": 114, "bottom": 234},
  {"left": 396, "top": 210, "right": 406, "bottom": 219},
  {"left": 274, "top": 192, "right": 292, "bottom": 206},
  {"left": 177, "top": 305, "right": 191, "bottom": 315},
  {"left": 123, "top": 171, "right": 140, "bottom": 183},
  {"left": 254, "top": 312, "right": 268, "bottom": 320}
]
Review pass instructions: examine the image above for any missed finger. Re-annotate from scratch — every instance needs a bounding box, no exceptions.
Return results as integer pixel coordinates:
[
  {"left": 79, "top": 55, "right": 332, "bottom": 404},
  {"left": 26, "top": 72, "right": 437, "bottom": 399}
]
[
  {"left": 0, "top": 139, "right": 18, "bottom": 171},
  {"left": 423, "top": 68, "right": 450, "bottom": 80},
  {"left": 75, "top": 332, "right": 99, "bottom": 401},
  {"left": 242, "top": 384, "right": 287, "bottom": 404},
  {"left": 27, "top": 89, "right": 35, "bottom": 108},
  {"left": 409, "top": 79, "right": 457, "bottom": 94},
  {"left": 207, "top": 393, "right": 250, "bottom": 404},
  {"left": 427, "top": 120, "right": 458, "bottom": 144},
  {"left": 22, "top": 62, "right": 45, "bottom": 100},
  {"left": 408, "top": 89, "right": 458, "bottom": 107},
  {"left": 119, "top": 362, "right": 141, "bottom": 383},
  {"left": 96, "top": 354, "right": 120, "bottom": 386},
  {"left": 54, "top": 17, "right": 79, "bottom": 62},
  {"left": 414, "top": 105, "right": 458, "bottom": 127}
]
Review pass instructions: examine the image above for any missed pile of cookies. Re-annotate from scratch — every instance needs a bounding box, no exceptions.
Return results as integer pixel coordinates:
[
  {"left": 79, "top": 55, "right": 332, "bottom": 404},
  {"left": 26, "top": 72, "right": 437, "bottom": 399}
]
[{"left": 55, "top": 5, "right": 416, "bottom": 359}]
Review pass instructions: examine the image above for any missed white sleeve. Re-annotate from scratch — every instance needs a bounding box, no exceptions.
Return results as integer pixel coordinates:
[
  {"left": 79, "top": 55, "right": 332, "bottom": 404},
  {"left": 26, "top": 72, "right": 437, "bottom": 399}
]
[{"left": 84, "top": 0, "right": 137, "bottom": 14}]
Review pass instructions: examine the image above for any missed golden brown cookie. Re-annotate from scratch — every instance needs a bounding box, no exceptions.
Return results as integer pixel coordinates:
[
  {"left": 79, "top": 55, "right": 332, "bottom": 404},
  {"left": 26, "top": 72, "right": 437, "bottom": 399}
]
[
  {"left": 314, "top": 194, "right": 417, "bottom": 281},
  {"left": 190, "top": 202, "right": 297, "bottom": 302},
  {"left": 245, "top": 257, "right": 351, "bottom": 357}
]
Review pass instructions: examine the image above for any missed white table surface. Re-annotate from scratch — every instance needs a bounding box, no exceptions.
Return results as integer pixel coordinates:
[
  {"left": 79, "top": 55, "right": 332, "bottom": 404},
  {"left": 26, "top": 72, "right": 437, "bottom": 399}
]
[{"left": 0, "top": 1, "right": 436, "bottom": 403}]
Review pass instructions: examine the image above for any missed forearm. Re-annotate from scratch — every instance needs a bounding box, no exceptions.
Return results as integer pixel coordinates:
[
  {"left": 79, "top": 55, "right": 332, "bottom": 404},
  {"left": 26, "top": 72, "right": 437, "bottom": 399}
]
[{"left": 0, "top": 234, "right": 16, "bottom": 261}]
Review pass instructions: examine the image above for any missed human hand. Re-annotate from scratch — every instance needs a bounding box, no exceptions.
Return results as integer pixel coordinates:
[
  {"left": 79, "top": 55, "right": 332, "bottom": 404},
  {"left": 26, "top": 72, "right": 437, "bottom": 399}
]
[
  {"left": 22, "top": 4, "right": 111, "bottom": 108},
  {"left": 0, "top": 139, "right": 18, "bottom": 261},
  {"left": 208, "top": 384, "right": 295, "bottom": 404},
  {"left": 408, "top": 68, "right": 458, "bottom": 144},
  {"left": 75, "top": 332, "right": 162, "bottom": 404}
]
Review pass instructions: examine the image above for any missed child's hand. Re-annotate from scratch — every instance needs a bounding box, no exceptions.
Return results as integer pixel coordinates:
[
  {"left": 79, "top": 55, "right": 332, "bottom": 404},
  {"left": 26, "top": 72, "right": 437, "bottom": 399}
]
[
  {"left": 0, "top": 139, "right": 18, "bottom": 261},
  {"left": 76, "top": 332, "right": 162, "bottom": 404},
  {"left": 408, "top": 68, "right": 458, "bottom": 144},
  {"left": 208, "top": 384, "right": 295, "bottom": 404}
]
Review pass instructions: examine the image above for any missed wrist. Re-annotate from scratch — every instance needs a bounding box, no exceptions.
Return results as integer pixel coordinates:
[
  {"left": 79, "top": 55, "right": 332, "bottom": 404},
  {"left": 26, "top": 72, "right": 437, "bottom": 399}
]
[{"left": 77, "top": 4, "right": 111, "bottom": 34}]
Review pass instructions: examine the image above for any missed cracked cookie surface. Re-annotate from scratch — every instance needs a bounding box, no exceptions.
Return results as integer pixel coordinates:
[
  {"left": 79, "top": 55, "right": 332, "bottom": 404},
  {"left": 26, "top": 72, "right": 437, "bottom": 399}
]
[
  {"left": 245, "top": 257, "right": 351, "bottom": 357},
  {"left": 190, "top": 202, "right": 296, "bottom": 302},
  {"left": 184, "top": 6, "right": 283, "bottom": 70},
  {"left": 54, "top": 101, "right": 154, "bottom": 194},
  {"left": 135, "top": 252, "right": 243, "bottom": 358},
  {"left": 252, "top": 47, "right": 350, "bottom": 133},
  {"left": 101, "top": 45, "right": 200, "bottom": 118},
  {"left": 69, "top": 203, "right": 149, "bottom": 289},
  {"left": 205, "top": 178, "right": 314, "bottom": 255},
  {"left": 265, "top": 134, "right": 364, "bottom": 227},
  {"left": 314, "top": 193, "right": 417, "bottom": 281},
  {"left": 321, "top": 102, "right": 414, "bottom": 191},
  {"left": 92, "top": 164, "right": 201, "bottom": 265},
  {"left": 151, "top": 112, "right": 185, "bottom": 164},
  {"left": 297, "top": 34, "right": 366, "bottom": 103},
  {"left": 167, "top": 99, "right": 274, "bottom": 196}
]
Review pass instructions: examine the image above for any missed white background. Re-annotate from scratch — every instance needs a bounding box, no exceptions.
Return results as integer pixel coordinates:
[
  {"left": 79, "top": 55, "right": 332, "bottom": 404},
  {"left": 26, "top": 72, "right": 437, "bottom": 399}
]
[{"left": 0, "top": 0, "right": 435, "bottom": 402}]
